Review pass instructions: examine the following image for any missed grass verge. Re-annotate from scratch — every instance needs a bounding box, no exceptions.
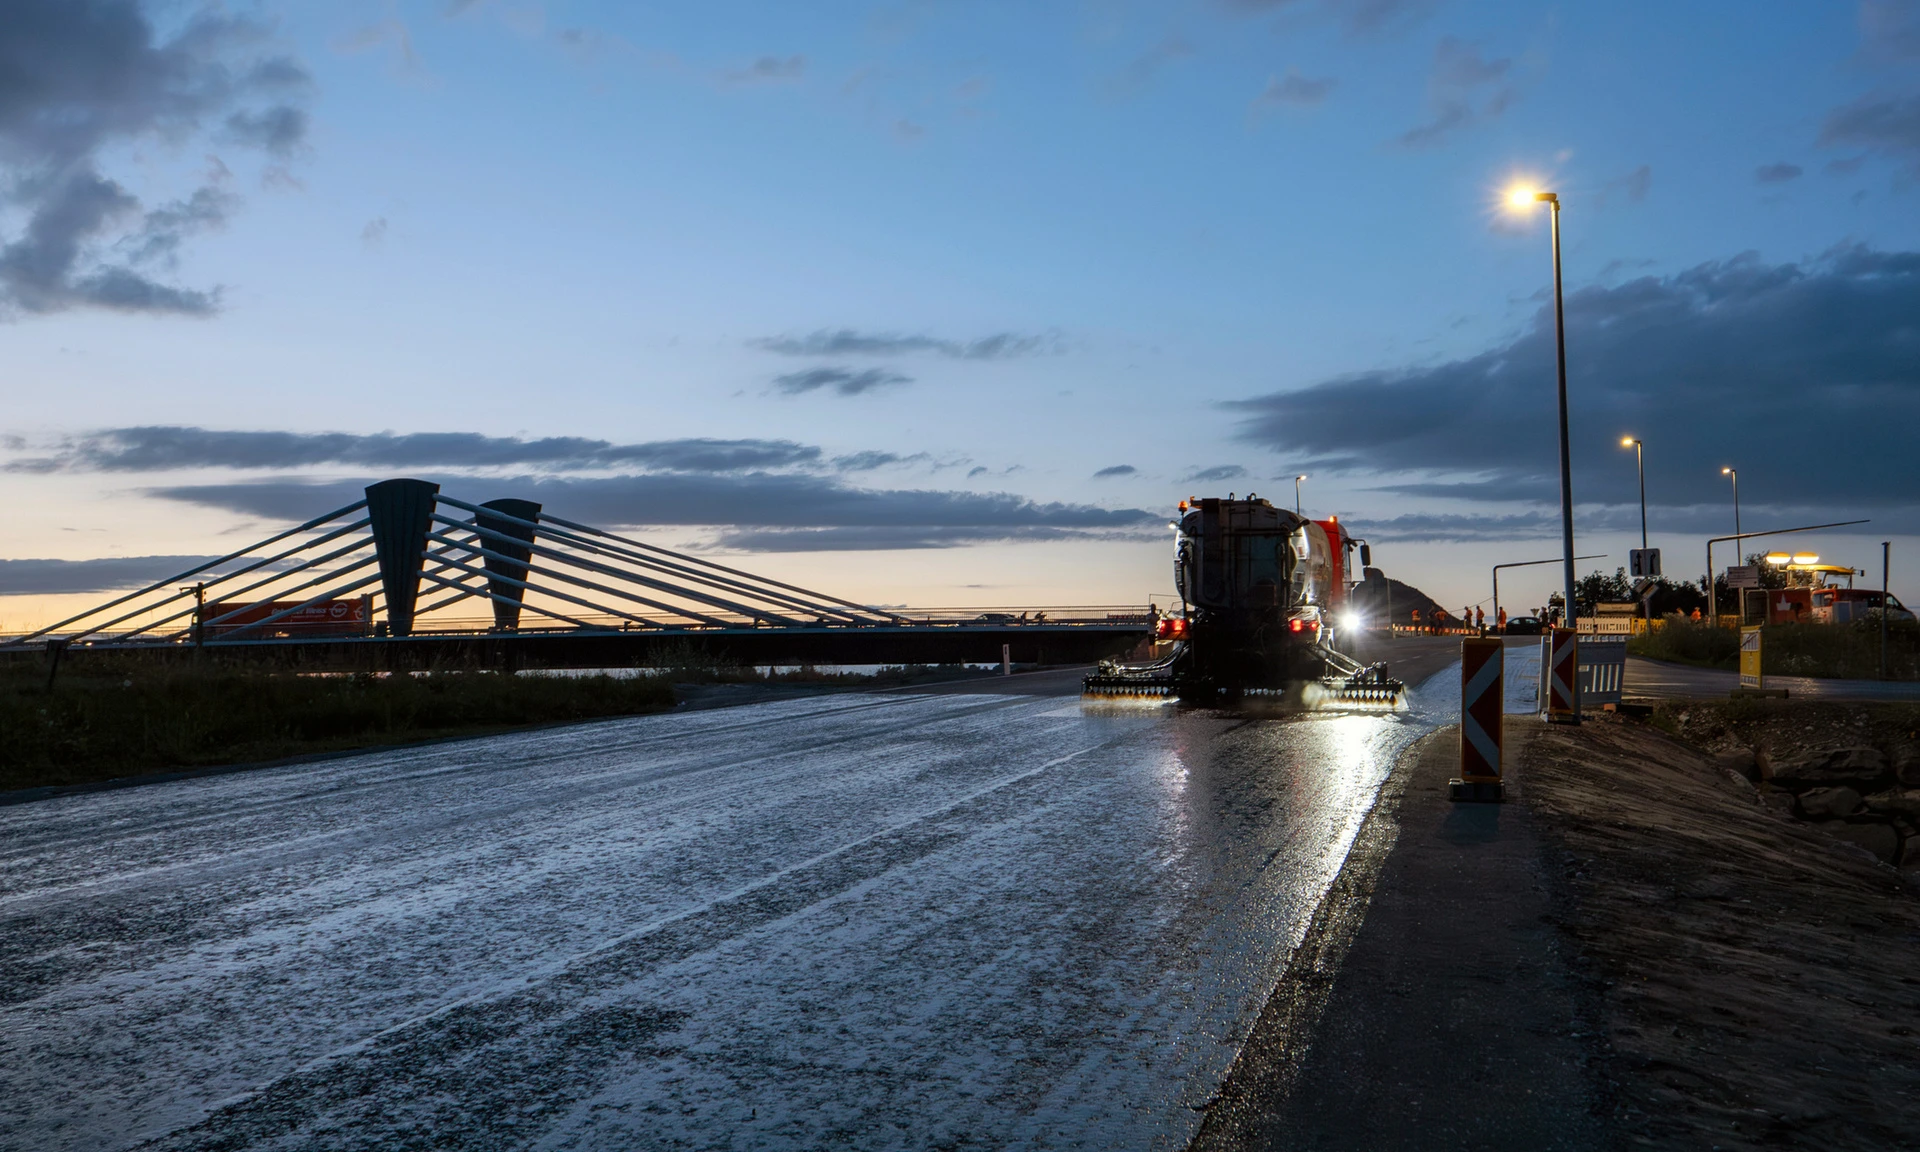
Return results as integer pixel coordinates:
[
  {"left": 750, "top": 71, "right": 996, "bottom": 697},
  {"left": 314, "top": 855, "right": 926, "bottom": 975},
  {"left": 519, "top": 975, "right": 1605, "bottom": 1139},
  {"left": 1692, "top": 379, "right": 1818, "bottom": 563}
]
[{"left": 2, "top": 662, "right": 676, "bottom": 793}]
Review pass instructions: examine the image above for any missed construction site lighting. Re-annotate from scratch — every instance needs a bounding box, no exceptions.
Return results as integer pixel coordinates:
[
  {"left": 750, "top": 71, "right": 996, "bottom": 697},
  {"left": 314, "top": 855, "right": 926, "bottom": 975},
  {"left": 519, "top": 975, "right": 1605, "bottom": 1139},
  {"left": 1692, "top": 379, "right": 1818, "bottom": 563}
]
[
  {"left": 1764, "top": 552, "right": 1791, "bottom": 565},
  {"left": 1794, "top": 553, "right": 1820, "bottom": 565}
]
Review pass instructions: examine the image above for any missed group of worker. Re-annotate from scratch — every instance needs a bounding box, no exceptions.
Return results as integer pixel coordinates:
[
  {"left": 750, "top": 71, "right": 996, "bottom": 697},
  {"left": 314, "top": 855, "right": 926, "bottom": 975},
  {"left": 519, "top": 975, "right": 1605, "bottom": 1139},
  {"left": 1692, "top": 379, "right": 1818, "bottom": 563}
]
[{"left": 1405, "top": 606, "right": 1492, "bottom": 635}]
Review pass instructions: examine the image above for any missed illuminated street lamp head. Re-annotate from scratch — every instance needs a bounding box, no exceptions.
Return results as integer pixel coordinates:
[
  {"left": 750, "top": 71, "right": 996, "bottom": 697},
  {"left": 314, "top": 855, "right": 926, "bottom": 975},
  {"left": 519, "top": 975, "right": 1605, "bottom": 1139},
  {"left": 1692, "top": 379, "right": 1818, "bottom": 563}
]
[
  {"left": 1295, "top": 474, "right": 1307, "bottom": 482},
  {"left": 1620, "top": 436, "right": 1638, "bottom": 448},
  {"left": 1721, "top": 466, "right": 1734, "bottom": 475},
  {"left": 1505, "top": 185, "right": 1558, "bottom": 209}
]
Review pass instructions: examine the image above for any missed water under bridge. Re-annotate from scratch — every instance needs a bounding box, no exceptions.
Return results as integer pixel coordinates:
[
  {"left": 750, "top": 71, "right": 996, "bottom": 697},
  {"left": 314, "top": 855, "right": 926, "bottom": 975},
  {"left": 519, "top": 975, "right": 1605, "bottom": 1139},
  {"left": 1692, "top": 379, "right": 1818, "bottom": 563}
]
[{"left": 2, "top": 479, "right": 1151, "bottom": 670}]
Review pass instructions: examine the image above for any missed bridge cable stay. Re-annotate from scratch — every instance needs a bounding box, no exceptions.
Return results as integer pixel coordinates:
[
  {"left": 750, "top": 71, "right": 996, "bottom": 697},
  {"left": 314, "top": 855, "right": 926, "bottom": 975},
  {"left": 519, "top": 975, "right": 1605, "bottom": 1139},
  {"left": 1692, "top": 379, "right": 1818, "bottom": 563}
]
[
  {"left": 427, "top": 515, "right": 780, "bottom": 627},
  {"left": 436, "top": 497, "right": 887, "bottom": 625},
  {"left": 527, "top": 507, "right": 909, "bottom": 624},
  {"left": 4, "top": 500, "right": 371, "bottom": 646}
]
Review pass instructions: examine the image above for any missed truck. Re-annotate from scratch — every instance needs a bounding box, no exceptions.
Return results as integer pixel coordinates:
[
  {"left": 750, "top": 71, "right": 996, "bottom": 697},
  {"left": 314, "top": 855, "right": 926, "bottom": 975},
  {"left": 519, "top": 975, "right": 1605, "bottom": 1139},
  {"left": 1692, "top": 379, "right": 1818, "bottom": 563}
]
[{"left": 1084, "top": 496, "right": 1403, "bottom": 706}]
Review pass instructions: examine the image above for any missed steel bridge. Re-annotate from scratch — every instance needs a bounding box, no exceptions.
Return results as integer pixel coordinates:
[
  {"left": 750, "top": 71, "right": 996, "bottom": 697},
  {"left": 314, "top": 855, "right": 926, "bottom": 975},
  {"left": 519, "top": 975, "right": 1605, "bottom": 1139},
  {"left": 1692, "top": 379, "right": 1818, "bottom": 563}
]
[{"left": 3, "top": 479, "right": 1150, "bottom": 670}]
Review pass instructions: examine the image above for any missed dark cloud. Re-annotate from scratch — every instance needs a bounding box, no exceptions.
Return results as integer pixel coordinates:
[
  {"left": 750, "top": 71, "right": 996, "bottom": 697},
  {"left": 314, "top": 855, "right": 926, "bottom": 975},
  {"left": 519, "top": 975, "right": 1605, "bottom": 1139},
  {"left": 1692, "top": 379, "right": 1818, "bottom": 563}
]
[
  {"left": 725, "top": 55, "right": 805, "bottom": 84},
  {"left": 750, "top": 328, "right": 1062, "bottom": 360},
  {"left": 1229, "top": 245, "right": 1920, "bottom": 531},
  {"left": 1819, "top": 93, "right": 1920, "bottom": 168},
  {"left": 0, "top": 554, "right": 219, "bottom": 595},
  {"left": 146, "top": 473, "right": 1160, "bottom": 551},
  {"left": 1607, "top": 164, "right": 1652, "bottom": 204},
  {"left": 1252, "top": 70, "right": 1337, "bottom": 109},
  {"left": 1858, "top": 0, "right": 1920, "bottom": 64},
  {"left": 1185, "top": 464, "right": 1248, "bottom": 483},
  {"left": 1344, "top": 511, "right": 1562, "bottom": 543},
  {"left": 8, "top": 427, "right": 829, "bottom": 474},
  {"left": 1754, "top": 162, "right": 1803, "bottom": 184},
  {"left": 1395, "top": 37, "right": 1517, "bottom": 148},
  {"left": 361, "top": 217, "right": 388, "bottom": 246},
  {"left": 1220, "top": 0, "right": 1437, "bottom": 36},
  {"left": 772, "top": 367, "right": 914, "bottom": 396},
  {"left": 1093, "top": 464, "right": 1138, "bottom": 478},
  {"left": 0, "top": 0, "right": 312, "bottom": 317}
]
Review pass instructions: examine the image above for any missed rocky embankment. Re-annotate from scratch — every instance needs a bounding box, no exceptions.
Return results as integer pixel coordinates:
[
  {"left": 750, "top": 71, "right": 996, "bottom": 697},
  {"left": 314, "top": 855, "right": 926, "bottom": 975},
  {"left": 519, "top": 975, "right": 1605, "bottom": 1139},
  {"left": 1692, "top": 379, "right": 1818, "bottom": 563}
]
[
  {"left": 1657, "top": 701, "right": 1920, "bottom": 874},
  {"left": 1523, "top": 704, "right": 1920, "bottom": 1150}
]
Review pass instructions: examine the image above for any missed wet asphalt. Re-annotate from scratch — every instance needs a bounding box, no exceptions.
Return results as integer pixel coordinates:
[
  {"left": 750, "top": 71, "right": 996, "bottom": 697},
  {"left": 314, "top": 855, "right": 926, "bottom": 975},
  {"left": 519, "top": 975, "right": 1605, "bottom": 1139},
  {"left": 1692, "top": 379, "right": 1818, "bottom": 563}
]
[{"left": 2, "top": 652, "right": 1460, "bottom": 1151}]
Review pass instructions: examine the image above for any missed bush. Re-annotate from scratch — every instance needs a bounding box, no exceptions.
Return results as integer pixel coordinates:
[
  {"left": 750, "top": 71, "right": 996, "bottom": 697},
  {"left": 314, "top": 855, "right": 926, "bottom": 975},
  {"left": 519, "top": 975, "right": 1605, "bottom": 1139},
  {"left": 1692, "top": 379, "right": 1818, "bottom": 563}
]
[
  {"left": 1628, "top": 619, "right": 1740, "bottom": 668},
  {"left": 1627, "top": 617, "right": 1920, "bottom": 680}
]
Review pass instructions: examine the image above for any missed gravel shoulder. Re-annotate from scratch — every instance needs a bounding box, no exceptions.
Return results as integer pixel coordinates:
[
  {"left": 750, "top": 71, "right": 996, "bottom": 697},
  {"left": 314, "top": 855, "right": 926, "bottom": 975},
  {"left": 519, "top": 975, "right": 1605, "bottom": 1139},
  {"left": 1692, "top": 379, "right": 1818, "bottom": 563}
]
[{"left": 1195, "top": 695, "right": 1920, "bottom": 1152}]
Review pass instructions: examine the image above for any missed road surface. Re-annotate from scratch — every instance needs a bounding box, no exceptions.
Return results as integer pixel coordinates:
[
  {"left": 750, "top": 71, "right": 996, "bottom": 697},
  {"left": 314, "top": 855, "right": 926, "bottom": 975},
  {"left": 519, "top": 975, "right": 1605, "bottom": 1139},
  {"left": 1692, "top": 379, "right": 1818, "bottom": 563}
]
[
  {"left": 1497, "top": 636, "right": 1920, "bottom": 705},
  {"left": 3, "top": 656, "right": 1458, "bottom": 1152}
]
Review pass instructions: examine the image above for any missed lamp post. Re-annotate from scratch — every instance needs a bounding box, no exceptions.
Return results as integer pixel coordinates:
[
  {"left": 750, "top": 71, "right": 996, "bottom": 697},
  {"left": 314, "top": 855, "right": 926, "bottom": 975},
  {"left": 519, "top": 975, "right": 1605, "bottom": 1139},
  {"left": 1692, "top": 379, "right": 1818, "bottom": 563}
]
[
  {"left": 1721, "top": 467, "right": 1740, "bottom": 543},
  {"left": 1621, "top": 437, "right": 1646, "bottom": 550},
  {"left": 1294, "top": 474, "right": 1306, "bottom": 516},
  {"left": 1507, "top": 186, "right": 1578, "bottom": 631}
]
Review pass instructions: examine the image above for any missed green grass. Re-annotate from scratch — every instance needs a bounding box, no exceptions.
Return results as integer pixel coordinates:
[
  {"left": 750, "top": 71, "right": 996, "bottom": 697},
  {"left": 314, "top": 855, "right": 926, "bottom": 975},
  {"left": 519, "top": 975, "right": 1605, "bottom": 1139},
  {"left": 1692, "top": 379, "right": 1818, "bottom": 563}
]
[
  {"left": 1628, "top": 617, "right": 1920, "bottom": 680},
  {"left": 2, "top": 662, "right": 676, "bottom": 793}
]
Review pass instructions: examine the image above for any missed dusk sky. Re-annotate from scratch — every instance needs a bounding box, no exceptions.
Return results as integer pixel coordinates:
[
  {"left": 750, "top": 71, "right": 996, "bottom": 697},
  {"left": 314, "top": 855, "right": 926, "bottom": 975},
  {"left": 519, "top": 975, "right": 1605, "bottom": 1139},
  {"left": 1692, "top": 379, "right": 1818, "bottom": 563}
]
[{"left": 4, "top": 0, "right": 1918, "bottom": 627}]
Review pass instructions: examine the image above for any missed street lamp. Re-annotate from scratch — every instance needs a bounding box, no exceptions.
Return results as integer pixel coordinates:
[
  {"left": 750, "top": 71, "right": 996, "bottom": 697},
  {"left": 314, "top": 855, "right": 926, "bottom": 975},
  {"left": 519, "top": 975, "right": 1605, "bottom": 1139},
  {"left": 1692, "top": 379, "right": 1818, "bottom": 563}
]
[
  {"left": 1621, "top": 438, "right": 1646, "bottom": 551},
  {"left": 1294, "top": 474, "right": 1307, "bottom": 516},
  {"left": 1721, "top": 466, "right": 1740, "bottom": 543},
  {"left": 1507, "top": 185, "right": 1578, "bottom": 631}
]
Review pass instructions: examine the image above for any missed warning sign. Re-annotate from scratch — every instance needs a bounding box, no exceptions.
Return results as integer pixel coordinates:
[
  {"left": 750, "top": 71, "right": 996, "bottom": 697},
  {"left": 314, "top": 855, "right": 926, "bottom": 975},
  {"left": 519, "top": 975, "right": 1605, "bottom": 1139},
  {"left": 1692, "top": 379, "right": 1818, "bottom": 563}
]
[{"left": 1739, "top": 626, "right": 1762, "bottom": 689}]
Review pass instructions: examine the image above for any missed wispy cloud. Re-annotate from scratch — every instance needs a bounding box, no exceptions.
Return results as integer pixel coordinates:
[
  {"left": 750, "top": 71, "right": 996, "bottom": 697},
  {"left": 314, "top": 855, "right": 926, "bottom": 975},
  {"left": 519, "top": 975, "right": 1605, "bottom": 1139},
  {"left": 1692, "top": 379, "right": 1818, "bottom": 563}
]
[
  {"left": 750, "top": 328, "right": 1063, "bottom": 360},
  {"left": 1394, "top": 37, "right": 1518, "bottom": 149},
  {"left": 772, "top": 367, "right": 914, "bottom": 396},
  {"left": 1093, "top": 464, "right": 1138, "bottom": 478},
  {"left": 1754, "top": 162, "right": 1803, "bottom": 184},
  {"left": 1251, "top": 69, "right": 1338, "bottom": 110},
  {"left": 725, "top": 54, "right": 805, "bottom": 84}
]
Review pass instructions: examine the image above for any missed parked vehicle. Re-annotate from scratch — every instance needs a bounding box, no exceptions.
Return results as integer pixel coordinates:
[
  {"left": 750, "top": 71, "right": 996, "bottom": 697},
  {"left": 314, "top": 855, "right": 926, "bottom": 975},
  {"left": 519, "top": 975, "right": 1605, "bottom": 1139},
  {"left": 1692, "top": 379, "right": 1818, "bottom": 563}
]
[{"left": 1503, "top": 615, "right": 1545, "bottom": 636}]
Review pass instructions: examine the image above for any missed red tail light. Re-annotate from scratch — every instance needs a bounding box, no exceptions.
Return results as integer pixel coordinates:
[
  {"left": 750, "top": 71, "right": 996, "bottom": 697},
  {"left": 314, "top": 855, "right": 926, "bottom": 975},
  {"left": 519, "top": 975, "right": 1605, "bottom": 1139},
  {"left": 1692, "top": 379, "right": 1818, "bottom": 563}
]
[
  {"left": 1289, "top": 618, "right": 1303, "bottom": 633},
  {"left": 1155, "top": 618, "right": 1189, "bottom": 640}
]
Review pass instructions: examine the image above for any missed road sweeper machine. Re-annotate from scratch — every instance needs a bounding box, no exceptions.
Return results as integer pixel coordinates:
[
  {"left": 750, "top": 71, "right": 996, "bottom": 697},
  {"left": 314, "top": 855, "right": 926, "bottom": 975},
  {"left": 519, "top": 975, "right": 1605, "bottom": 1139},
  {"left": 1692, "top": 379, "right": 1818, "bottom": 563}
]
[{"left": 1084, "top": 495, "right": 1404, "bottom": 706}]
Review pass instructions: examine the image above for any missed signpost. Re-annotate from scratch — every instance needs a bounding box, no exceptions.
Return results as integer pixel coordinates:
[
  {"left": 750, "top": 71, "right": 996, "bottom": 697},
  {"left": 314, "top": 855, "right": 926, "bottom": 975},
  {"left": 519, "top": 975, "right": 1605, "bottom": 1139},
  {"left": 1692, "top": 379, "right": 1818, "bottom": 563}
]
[
  {"left": 1629, "top": 547, "right": 1661, "bottom": 578},
  {"left": 1452, "top": 638, "right": 1505, "bottom": 802},
  {"left": 1725, "top": 565, "right": 1759, "bottom": 590}
]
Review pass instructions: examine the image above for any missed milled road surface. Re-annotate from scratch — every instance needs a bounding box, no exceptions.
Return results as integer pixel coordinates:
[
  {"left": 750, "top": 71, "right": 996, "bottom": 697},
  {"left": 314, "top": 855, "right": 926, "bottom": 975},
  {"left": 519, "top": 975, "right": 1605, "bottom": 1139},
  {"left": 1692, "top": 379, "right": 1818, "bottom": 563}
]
[{"left": 3, "top": 652, "right": 1457, "bottom": 1151}]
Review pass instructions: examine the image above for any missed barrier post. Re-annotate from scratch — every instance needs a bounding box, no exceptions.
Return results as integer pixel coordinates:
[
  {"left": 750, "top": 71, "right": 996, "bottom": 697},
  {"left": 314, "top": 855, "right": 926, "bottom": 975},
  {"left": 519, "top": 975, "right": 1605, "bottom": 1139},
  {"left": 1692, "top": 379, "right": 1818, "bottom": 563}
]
[
  {"left": 1451, "top": 638, "right": 1505, "bottom": 802},
  {"left": 1545, "top": 627, "right": 1580, "bottom": 723}
]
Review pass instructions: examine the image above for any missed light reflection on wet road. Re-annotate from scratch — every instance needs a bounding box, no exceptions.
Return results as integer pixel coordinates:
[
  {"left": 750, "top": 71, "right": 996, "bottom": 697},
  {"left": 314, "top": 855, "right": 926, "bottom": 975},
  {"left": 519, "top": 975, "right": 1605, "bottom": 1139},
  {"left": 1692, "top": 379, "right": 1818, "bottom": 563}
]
[{"left": 2, "top": 672, "right": 1452, "bottom": 1151}]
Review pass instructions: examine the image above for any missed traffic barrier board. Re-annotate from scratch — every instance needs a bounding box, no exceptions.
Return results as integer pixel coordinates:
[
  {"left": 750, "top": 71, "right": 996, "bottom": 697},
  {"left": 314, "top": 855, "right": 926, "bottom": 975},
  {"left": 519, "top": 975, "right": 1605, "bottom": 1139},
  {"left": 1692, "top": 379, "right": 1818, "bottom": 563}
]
[
  {"left": 1545, "top": 627, "right": 1579, "bottom": 722},
  {"left": 1456, "top": 638, "right": 1504, "bottom": 786}
]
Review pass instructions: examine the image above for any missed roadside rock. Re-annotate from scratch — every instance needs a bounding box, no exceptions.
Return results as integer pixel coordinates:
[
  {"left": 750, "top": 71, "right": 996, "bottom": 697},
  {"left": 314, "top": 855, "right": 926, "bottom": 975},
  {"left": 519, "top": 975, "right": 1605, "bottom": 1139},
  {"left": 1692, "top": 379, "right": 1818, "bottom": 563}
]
[
  {"left": 1768, "top": 746, "right": 1890, "bottom": 789},
  {"left": 1714, "top": 747, "right": 1759, "bottom": 781},
  {"left": 1796, "top": 786, "right": 1864, "bottom": 819},
  {"left": 1760, "top": 790, "right": 1796, "bottom": 817},
  {"left": 1902, "top": 835, "right": 1920, "bottom": 869},
  {"left": 1897, "top": 746, "right": 1920, "bottom": 788},
  {"left": 1827, "top": 820, "right": 1899, "bottom": 863}
]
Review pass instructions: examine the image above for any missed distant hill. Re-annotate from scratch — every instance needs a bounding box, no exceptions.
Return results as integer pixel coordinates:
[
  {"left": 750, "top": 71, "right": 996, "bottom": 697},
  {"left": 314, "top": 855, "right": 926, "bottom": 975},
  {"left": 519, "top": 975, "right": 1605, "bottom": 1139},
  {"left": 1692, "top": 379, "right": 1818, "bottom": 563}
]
[{"left": 1350, "top": 567, "right": 1450, "bottom": 626}]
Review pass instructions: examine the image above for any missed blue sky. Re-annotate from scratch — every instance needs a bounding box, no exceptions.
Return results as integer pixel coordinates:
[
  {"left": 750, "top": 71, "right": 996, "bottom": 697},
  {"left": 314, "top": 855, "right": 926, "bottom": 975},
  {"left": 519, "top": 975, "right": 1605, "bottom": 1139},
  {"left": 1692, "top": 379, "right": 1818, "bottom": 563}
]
[{"left": 4, "top": 0, "right": 1918, "bottom": 625}]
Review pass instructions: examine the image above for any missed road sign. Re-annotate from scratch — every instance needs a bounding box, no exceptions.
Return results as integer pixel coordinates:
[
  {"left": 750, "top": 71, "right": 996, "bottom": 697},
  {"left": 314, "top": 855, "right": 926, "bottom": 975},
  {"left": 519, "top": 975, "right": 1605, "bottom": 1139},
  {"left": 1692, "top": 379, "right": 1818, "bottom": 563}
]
[
  {"left": 1726, "top": 565, "right": 1759, "bottom": 589},
  {"left": 1629, "top": 547, "right": 1661, "bottom": 578},
  {"left": 1452, "top": 638, "right": 1504, "bottom": 802},
  {"left": 1739, "top": 626, "right": 1762, "bottom": 689},
  {"left": 1578, "top": 635, "right": 1627, "bottom": 706},
  {"left": 1545, "top": 627, "right": 1580, "bottom": 722}
]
